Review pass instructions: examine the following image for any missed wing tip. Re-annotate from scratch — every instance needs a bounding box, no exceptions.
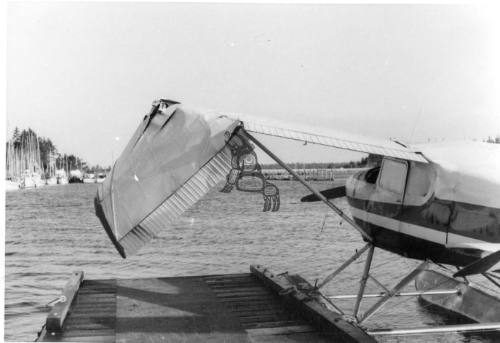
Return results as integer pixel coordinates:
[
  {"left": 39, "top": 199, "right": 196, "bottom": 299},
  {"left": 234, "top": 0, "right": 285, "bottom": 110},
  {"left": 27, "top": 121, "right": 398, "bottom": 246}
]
[{"left": 94, "top": 194, "right": 127, "bottom": 259}]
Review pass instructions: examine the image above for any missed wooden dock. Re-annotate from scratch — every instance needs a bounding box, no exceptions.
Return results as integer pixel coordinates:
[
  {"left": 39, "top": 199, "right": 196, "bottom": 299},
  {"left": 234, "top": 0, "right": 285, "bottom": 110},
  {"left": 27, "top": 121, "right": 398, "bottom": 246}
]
[{"left": 37, "top": 265, "right": 375, "bottom": 343}]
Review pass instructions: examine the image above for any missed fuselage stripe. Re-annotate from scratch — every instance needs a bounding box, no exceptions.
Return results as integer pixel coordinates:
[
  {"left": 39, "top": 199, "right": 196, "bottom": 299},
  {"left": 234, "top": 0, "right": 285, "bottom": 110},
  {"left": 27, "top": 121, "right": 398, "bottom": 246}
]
[{"left": 349, "top": 207, "right": 500, "bottom": 253}]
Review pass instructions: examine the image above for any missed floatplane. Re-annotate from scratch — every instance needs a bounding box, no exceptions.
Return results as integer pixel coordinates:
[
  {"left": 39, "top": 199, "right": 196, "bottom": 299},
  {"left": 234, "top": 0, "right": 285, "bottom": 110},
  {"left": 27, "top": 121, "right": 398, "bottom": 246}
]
[{"left": 95, "top": 99, "right": 500, "bottom": 337}]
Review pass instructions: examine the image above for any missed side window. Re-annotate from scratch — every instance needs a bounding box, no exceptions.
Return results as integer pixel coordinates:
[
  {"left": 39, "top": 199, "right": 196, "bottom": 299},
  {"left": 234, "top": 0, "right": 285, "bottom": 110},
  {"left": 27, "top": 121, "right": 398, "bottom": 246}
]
[
  {"left": 406, "top": 162, "right": 432, "bottom": 197},
  {"left": 378, "top": 159, "right": 407, "bottom": 194}
]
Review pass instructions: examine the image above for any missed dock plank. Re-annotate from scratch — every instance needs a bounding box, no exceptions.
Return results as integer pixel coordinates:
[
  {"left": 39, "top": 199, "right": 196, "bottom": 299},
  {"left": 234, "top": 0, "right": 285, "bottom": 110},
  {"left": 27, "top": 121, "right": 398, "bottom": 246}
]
[
  {"left": 244, "top": 320, "right": 308, "bottom": 329},
  {"left": 38, "top": 267, "right": 375, "bottom": 343},
  {"left": 247, "top": 332, "right": 337, "bottom": 343},
  {"left": 37, "top": 278, "right": 117, "bottom": 342},
  {"left": 246, "top": 325, "right": 315, "bottom": 335},
  {"left": 114, "top": 277, "right": 252, "bottom": 343}
]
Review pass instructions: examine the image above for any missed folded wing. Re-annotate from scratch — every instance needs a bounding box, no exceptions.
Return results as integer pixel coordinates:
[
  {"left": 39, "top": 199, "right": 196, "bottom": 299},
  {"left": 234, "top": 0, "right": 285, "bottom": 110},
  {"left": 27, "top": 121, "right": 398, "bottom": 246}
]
[
  {"left": 95, "top": 100, "right": 240, "bottom": 257},
  {"left": 95, "top": 100, "right": 427, "bottom": 258}
]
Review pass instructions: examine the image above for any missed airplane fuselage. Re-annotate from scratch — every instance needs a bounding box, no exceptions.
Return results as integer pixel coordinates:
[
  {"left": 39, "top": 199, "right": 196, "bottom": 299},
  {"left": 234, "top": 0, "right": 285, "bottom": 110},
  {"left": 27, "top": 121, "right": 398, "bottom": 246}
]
[{"left": 345, "top": 157, "right": 500, "bottom": 267}]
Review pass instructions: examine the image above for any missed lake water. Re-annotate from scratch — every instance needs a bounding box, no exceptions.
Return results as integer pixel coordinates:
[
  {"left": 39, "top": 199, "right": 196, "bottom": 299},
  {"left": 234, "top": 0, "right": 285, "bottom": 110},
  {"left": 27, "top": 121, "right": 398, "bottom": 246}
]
[{"left": 5, "top": 182, "right": 500, "bottom": 342}]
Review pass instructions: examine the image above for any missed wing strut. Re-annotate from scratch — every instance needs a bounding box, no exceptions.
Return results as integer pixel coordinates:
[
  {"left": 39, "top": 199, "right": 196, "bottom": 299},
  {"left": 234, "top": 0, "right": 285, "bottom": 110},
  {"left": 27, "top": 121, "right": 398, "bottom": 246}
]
[
  {"left": 301, "top": 186, "right": 346, "bottom": 202},
  {"left": 240, "top": 129, "right": 373, "bottom": 243}
]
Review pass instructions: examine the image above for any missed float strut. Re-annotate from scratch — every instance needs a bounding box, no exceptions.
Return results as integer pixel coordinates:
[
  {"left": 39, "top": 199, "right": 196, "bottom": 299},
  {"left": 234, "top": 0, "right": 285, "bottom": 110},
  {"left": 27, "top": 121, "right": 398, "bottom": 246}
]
[
  {"left": 317, "top": 243, "right": 372, "bottom": 289},
  {"left": 328, "top": 289, "right": 459, "bottom": 299},
  {"left": 353, "top": 244, "right": 375, "bottom": 320},
  {"left": 483, "top": 273, "right": 500, "bottom": 289},
  {"left": 359, "top": 260, "right": 429, "bottom": 324},
  {"left": 369, "top": 322, "right": 500, "bottom": 336}
]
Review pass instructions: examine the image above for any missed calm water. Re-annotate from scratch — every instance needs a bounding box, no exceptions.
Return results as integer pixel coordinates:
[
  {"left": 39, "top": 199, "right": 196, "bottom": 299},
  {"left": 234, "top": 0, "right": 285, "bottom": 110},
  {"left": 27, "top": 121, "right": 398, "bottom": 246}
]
[{"left": 4, "top": 182, "right": 499, "bottom": 342}]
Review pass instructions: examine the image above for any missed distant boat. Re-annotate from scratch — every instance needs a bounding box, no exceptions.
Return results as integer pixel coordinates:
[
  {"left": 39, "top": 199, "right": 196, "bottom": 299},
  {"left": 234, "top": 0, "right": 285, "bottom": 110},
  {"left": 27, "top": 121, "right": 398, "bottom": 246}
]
[
  {"left": 55, "top": 169, "right": 69, "bottom": 185},
  {"left": 96, "top": 173, "right": 106, "bottom": 183},
  {"left": 5, "top": 179, "right": 20, "bottom": 192},
  {"left": 58, "top": 177, "right": 69, "bottom": 185},
  {"left": 83, "top": 173, "right": 96, "bottom": 184},
  {"left": 45, "top": 177, "right": 58, "bottom": 186},
  {"left": 20, "top": 170, "right": 45, "bottom": 189},
  {"left": 6, "top": 129, "right": 46, "bottom": 189},
  {"left": 69, "top": 170, "right": 84, "bottom": 183}
]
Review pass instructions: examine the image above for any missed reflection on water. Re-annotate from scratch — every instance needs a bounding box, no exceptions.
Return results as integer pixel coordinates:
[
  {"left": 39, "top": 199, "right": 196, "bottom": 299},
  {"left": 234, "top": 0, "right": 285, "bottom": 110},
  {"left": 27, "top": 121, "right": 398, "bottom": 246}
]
[{"left": 4, "top": 182, "right": 496, "bottom": 342}]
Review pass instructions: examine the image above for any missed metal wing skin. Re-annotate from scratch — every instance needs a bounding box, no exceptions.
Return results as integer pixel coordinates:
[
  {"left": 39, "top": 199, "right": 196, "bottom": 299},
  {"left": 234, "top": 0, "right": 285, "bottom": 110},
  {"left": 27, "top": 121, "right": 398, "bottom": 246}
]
[
  {"left": 95, "top": 100, "right": 428, "bottom": 258},
  {"left": 229, "top": 113, "right": 428, "bottom": 163},
  {"left": 95, "top": 100, "right": 240, "bottom": 257}
]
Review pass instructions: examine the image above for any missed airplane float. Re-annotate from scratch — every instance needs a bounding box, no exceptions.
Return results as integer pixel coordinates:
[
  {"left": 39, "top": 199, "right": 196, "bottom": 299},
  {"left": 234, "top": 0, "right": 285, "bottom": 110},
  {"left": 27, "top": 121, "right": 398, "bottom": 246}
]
[{"left": 95, "top": 99, "right": 500, "bottom": 336}]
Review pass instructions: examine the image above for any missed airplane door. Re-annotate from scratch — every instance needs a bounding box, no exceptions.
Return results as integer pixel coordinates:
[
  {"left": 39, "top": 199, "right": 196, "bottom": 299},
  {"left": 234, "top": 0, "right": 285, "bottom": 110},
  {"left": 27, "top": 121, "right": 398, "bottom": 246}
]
[
  {"left": 375, "top": 158, "right": 408, "bottom": 217},
  {"left": 370, "top": 158, "right": 408, "bottom": 253},
  {"left": 401, "top": 162, "right": 445, "bottom": 245}
]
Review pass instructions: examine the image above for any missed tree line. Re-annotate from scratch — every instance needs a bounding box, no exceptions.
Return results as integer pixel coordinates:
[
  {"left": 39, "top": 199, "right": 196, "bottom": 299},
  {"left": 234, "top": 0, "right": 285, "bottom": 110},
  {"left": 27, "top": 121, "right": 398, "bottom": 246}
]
[
  {"left": 9, "top": 127, "right": 109, "bottom": 176},
  {"left": 486, "top": 136, "right": 500, "bottom": 144},
  {"left": 261, "top": 155, "right": 381, "bottom": 170},
  {"left": 262, "top": 135, "right": 500, "bottom": 170},
  {"left": 8, "top": 127, "right": 499, "bottom": 176}
]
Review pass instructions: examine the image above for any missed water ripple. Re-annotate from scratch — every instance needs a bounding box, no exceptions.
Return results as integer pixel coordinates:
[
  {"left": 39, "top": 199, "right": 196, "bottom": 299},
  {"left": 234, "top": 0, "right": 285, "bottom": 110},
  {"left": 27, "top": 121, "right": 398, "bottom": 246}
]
[{"left": 5, "top": 182, "right": 493, "bottom": 342}]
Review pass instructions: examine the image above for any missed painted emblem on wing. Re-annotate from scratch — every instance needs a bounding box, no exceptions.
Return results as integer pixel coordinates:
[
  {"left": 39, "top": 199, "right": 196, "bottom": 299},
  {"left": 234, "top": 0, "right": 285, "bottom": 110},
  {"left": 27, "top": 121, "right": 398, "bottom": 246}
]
[{"left": 221, "top": 132, "right": 280, "bottom": 212}]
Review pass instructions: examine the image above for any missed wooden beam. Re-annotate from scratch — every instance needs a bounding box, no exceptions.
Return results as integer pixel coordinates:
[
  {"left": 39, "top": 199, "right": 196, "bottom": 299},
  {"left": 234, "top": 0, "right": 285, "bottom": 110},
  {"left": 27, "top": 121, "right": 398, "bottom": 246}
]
[
  {"left": 46, "top": 271, "right": 84, "bottom": 331},
  {"left": 250, "top": 265, "right": 376, "bottom": 343}
]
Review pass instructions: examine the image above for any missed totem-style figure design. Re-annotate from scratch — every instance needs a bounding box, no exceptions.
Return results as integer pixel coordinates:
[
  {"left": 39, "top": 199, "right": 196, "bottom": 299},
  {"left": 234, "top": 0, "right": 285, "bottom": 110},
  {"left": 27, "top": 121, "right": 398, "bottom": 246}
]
[{"left": 221, "top": 132, "right": 280, "bottom": 212}]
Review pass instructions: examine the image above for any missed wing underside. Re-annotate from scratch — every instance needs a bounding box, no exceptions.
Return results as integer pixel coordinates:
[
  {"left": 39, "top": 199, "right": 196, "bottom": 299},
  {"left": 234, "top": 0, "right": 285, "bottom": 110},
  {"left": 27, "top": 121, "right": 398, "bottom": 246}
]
[
  {"left": 234, "top": 115, "right": 428, "bottom": 163},
  {"left": 117, "top": 149, "right": 232, "bottom": 256}
]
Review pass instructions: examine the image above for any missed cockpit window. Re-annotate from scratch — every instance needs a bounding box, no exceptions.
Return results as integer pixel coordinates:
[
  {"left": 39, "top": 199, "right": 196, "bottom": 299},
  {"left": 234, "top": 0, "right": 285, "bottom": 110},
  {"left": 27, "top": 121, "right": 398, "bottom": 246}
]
[
  {"left": 378, "top": 159, "right": 407, "bottom": 194},
  {"left": 365, "top": 167, "right": 380, "bottom": 184}
]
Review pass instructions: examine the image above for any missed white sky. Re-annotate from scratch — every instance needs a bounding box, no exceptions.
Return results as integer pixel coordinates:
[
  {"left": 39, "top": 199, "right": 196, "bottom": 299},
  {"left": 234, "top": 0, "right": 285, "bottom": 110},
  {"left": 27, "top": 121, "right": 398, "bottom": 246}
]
[{"left": 6, "top": 3, "right": 500, "bottom": 166}]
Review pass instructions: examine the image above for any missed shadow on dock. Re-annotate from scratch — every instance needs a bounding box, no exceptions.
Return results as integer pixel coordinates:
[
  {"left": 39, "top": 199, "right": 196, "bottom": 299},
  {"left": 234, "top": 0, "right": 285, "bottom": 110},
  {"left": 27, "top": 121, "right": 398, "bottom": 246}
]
[{"left": 37, "top": 265, "right": 375, "bottom": 343}]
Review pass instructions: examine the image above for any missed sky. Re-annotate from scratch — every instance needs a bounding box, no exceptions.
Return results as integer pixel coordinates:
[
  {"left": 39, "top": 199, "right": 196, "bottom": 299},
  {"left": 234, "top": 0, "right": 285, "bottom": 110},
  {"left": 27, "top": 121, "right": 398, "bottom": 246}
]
[{"left": 6, "top": 3, "right": 500, "bottom": 166}]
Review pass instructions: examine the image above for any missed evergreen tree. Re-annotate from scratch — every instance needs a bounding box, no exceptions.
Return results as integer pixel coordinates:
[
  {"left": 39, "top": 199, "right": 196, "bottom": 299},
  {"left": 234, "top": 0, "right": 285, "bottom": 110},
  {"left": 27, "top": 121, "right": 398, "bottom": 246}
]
[{"left": 12, "top": 127, "right": 20, "bottom": 142}]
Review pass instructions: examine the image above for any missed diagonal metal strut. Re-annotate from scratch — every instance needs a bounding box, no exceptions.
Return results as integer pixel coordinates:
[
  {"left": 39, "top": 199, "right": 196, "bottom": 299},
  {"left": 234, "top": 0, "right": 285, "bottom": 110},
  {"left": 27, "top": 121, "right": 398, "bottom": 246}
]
[
  {"left": 239, "top": 129, "right": 432, "bottom": 326},
  {"left": 354, "top": 244, "right": 375, "bottom": 320},
  {"left": 359, "top": 260, "right": 429, "bottom": 324},
  {"left": 317, "top": 243, "right": 372, "bottom": 289},
  {"left": 240, "top": 129, "right": 373, "bottom": 243}
]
